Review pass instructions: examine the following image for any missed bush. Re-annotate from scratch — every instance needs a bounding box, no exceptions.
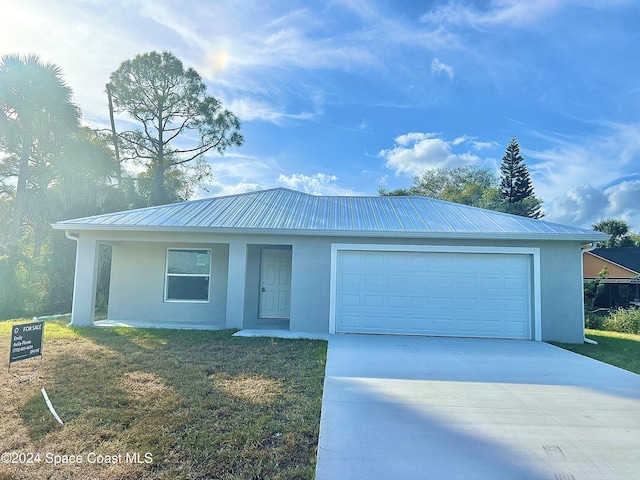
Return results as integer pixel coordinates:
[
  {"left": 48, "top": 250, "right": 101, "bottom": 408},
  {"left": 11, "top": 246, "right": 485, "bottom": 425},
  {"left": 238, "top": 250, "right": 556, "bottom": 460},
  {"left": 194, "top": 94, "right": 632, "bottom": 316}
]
[
  {"left": 585, "top": 312, "right": 605, "bottom": 330},
  {"left": 603, "top": 307, "right": 640, "bottom": 335},
  {"left": 0, "top": 255, "right": 25, "bottom": 319}
]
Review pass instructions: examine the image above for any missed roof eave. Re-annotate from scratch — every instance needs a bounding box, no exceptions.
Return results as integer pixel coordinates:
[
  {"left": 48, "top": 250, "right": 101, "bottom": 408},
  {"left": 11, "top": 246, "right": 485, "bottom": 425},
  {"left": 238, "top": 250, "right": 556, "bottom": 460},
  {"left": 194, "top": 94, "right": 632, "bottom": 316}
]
[{"left": 51, "top": 223, "right": 610, "bottom": 242}]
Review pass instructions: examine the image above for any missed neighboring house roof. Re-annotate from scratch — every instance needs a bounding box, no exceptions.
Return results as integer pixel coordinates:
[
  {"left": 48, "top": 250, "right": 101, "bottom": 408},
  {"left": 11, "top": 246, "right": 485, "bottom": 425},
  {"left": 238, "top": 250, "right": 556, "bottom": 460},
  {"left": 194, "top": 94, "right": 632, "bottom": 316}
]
[
  {"left": 51, "top": 188, "right": 610, "bottom": 241},
  {"left": 588, "top": 248, "right": 640, "bottom": 275}
]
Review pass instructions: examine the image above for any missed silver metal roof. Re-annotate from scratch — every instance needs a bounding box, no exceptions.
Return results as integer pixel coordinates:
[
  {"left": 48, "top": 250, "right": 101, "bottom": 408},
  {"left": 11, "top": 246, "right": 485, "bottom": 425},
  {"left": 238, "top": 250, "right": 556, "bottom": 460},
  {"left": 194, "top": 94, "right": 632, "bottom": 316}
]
[{"left": 51, "top": 188, "right": 610, "bottom": 241}]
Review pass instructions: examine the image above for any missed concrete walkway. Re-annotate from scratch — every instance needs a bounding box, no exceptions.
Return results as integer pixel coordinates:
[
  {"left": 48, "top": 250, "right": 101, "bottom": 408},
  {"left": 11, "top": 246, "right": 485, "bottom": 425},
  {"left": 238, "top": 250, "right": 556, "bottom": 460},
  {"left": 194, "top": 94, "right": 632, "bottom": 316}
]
[{"left": 315, "top": 335, "right": 640, "bottom": 480}]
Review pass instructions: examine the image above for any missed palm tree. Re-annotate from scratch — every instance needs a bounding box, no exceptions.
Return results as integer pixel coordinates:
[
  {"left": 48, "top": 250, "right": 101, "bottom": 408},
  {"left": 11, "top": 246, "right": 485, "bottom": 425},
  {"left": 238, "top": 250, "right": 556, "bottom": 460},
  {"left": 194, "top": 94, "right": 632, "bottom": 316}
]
[{"left": 0, "top": 54, "right": 80, "bottom": 251}]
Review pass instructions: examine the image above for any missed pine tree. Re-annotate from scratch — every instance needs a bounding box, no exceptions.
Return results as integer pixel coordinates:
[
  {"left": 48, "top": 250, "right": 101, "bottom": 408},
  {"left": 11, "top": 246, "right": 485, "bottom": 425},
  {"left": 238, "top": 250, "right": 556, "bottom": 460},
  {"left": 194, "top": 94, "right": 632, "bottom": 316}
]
[{"left": 499, "top": 137, "right": 543, "bottom": 218}]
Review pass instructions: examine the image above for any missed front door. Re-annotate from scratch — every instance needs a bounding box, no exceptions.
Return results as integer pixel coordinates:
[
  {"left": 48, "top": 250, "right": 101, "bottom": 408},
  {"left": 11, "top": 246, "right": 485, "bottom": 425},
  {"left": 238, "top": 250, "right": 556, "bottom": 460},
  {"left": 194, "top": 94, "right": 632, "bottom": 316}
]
[{"left": 259, "top": 248, "right": 292, "bottom": 318}]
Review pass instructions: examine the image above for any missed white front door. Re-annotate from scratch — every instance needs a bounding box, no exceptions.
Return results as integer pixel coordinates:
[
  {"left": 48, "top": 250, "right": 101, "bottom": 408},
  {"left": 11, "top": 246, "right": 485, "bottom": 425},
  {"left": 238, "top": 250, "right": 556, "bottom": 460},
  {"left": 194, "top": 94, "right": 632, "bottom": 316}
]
[{"left": 259, "top": 249, "right": 292, "bottom": 318}]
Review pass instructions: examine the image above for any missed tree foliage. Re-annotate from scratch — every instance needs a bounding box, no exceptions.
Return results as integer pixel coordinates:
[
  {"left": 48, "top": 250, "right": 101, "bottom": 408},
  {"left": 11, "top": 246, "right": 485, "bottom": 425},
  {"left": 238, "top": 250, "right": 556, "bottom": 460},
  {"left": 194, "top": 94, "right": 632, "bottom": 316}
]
[
  {"left": 0, "top": 55, "right": 125, "bottom": 318},
  {"left": 0, "top": 54, "right": 81, "bottom": 250},
  {"left": 108, "top": 51, "right": 243, "bottom": 206},
  {"left": 380, "top": 145, "right": 545, "bottom": 220},
  {"left": 499, "top": 137, "right": 543, "bottom": 218},
  {"left": 0, "top": 50, "right": 247, "bottom": 318},
  {"left": 379, "top": 165, "right": 503, "bottom": 209},
  {"left": 584, "top": 267, "right": 608, "bottom": 313},
  {"left": 592, "top": 219, "right": 634, "bottom": 247}
]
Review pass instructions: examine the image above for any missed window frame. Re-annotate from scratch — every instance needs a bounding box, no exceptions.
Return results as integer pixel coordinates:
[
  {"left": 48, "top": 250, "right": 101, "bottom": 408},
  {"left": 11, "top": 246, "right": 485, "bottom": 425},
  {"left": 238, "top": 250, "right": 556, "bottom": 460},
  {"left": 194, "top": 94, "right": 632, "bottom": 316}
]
[{"left": 164, "top": 248, "right": 212, "bottom": 303}]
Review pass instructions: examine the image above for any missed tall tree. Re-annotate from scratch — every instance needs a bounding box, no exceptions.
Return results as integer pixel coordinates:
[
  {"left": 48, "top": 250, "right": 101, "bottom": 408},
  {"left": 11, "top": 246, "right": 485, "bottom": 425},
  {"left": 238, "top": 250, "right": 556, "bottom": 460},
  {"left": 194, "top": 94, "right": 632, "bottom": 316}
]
[
  {"left": 108, "top": 51, "right": 243, "bottom": 206},
  {"left": 499, "top": 137, "right": 543, "bottom": 218},
  {"left": 0, "top": 54, "right": 81, "bottom": 251},
  {"left": 592, "top": 219, "right": 634, "bottom": 247}
]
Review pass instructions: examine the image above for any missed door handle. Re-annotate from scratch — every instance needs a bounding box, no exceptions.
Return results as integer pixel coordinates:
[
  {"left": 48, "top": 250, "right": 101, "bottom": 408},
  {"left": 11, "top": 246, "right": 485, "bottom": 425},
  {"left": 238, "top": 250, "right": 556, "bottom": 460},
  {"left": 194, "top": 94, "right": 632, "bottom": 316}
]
[{"left": 261, "top": 286, "right": 266, "bottom": 292}]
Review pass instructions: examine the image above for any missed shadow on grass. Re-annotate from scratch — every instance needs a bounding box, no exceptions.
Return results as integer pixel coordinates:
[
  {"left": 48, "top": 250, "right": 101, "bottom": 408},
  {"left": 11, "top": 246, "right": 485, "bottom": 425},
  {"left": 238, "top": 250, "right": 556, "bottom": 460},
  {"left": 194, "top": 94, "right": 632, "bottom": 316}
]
[{"left": 16, "top": 324, "right": 326, "bottom": 479}]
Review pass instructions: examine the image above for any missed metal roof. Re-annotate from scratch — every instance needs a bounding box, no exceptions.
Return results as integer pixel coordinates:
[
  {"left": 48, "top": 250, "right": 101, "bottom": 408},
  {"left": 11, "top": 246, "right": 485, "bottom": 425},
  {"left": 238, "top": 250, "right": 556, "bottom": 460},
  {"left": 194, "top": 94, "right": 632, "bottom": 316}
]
[{"left": 51, "top": 188, "right": 610, "bottom": 241}]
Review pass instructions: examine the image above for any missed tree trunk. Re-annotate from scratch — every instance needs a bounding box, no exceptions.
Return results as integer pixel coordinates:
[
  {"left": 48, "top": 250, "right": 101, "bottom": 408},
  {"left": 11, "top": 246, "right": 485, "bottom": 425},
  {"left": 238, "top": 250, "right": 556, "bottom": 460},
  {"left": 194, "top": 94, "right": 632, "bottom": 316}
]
[
  {"left": 150, "top": 103, "right": 166, "bottom": 206},
  {"left": 106, "top": 83, "right": 122, "bottom": 187},
  {"left": 151, "top": 162, "right": 166, "bottom": 206},
  {"left": 8, "top": 139, "right": 31, "bottom": 251}
]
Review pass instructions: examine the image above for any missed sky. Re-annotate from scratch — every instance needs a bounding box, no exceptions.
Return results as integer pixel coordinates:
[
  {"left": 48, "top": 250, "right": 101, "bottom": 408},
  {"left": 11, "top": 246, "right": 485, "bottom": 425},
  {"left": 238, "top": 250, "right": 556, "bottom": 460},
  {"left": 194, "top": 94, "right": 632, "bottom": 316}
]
[{"left": 1, "top": 0, "right": 639, "bottom": 231}]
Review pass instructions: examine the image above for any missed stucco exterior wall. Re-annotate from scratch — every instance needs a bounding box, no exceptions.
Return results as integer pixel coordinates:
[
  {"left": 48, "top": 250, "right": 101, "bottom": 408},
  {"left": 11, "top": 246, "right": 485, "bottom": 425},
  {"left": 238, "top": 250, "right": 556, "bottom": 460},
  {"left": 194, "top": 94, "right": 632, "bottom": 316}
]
[
  {"left": 108, "top": 241, "right": 229, "bottom": 326},
  {"left": 69, "top": 229, "right": 587, "bottom": 343},
  {"left": 538, "top": 242, "right": 585, "bottom": 343},
  {"left": 290, "top": 238, "right": 333, "bottom": 333}
]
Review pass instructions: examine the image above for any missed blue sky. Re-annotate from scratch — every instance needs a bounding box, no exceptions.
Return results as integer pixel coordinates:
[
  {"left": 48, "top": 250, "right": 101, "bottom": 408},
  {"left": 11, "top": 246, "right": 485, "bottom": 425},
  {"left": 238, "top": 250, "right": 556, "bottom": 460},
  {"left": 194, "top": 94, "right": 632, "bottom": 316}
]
[{"left": 2, "top": 0, "right": 639, "bottom": 230}]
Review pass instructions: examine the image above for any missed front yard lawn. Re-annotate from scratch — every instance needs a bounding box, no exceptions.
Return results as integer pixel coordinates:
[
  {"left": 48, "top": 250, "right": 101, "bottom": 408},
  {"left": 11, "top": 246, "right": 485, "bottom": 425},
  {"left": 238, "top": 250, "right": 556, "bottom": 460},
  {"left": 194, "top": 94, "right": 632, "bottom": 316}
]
[
  {"left": 0, "top": 318, "right": 327, "bottom": 479},
  {"left": 553, "top": 329, "right": 640, "bottom": 375}
]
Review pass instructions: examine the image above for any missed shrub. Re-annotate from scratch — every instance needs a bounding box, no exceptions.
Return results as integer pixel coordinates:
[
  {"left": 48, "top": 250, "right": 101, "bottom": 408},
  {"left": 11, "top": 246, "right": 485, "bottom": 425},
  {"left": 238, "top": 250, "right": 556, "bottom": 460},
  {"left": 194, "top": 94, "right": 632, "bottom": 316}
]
[
  {"left": 585, "top": 312, "right": 605, "bottom": 330},
  {"left": 603, "top": 307, "right": 640, "bottom": 335}
]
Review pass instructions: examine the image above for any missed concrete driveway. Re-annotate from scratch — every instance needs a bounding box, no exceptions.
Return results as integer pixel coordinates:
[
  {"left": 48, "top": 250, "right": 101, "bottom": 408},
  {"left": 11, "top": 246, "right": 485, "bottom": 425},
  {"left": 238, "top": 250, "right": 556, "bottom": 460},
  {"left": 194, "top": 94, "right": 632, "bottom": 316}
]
[{"left": 315, "top": 335, "right": 640, "bottom": 480}]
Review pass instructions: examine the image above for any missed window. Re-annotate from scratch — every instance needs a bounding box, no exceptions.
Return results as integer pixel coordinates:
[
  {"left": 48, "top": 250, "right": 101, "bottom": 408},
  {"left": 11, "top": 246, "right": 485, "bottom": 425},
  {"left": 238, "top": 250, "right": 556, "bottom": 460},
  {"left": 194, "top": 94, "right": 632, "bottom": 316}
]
[{"left": 165, "top": 249, "right": 211, "bottom": 302}]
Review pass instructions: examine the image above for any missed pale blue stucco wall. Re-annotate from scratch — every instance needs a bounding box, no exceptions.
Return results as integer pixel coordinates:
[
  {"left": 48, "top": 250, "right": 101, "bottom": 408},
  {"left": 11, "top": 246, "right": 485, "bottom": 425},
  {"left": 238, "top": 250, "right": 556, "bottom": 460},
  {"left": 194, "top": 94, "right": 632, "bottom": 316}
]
[{"left": 67, "top": 230, "right": 587, "bottom": 343}]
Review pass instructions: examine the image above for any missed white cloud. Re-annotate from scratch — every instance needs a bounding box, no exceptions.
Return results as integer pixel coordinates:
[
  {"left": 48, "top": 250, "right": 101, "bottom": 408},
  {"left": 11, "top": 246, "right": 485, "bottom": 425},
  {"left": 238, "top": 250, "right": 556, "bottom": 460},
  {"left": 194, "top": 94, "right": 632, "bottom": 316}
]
[
  {"left": 277, "top": 173, "right": 339, "bottom": 195},
  {"left": 544, "top": 185, "right": 609, "bottom": 227},
  {"left": 473, "top": 140, "right": 499, "bottom": 150},
  {"left": 195, "top": 181, "right": 262, "bottom": 199},
  {"left": 197, "top": 154, "right": 279, "bottom": 196},
  {"left": 545, "top": 181, "right": 640, "bottom": 231},
  {"left": 431, "top": 58, "right": 454, "bottom": 78},
  {"left": 604, "top": 180, "right": 640, "bottom": 229},
  {"left": 526, "top": 123, "right": 640, "bottom": 201},
  {"left": 223, "top": 95, "right": 322, "bottom": 125},
  {"left": 451, "top": 135, "right": 470, "bottom": 145},
  {"left": 379, "top": 133, "right": 481, "bottom": 176},
  {"left": 394, "top": 132, "right": 439, "bottom": 147},
  {"left": 421, "top": 0, "right": 566, "bottom": 29},
  {"left": 515, "top": 123, "right": 640, "bottom": 231}
]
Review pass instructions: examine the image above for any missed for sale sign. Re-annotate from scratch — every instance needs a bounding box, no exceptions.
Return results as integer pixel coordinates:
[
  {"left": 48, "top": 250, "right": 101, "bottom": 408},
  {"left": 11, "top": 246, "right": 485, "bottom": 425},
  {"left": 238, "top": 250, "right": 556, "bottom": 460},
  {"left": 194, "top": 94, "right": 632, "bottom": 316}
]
[{"left": 9, "top": 322, "right": 44, "bottom": 363}]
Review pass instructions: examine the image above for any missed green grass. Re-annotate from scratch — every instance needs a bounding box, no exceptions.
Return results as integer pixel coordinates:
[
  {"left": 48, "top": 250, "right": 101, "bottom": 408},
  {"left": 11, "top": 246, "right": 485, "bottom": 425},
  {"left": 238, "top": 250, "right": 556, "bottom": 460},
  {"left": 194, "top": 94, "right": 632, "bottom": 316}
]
[
  {"left": 553, "top": 329, "right": 640, "bottom": 375},
  {"left": 0, "top": 317, "right": 327, "bottom": 479}
]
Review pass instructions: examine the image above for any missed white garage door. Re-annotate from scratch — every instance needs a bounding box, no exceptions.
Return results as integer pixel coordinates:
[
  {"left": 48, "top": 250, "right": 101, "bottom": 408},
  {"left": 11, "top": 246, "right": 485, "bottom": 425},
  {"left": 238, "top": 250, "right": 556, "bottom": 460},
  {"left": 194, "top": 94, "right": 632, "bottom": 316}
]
[{"left": 335, "top": 250, "right": 532, "bottom": 339}]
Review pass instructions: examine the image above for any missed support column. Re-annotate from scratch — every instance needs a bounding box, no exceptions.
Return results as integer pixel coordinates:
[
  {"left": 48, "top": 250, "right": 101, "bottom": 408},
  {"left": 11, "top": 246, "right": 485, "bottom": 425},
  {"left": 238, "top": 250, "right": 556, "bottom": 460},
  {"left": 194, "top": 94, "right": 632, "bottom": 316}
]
[
  {"left": 225, "top": 241, "right": 247, "bottom": 329},
  {"left": 70, "top": 234, "right": 99, "bottom": 326}
]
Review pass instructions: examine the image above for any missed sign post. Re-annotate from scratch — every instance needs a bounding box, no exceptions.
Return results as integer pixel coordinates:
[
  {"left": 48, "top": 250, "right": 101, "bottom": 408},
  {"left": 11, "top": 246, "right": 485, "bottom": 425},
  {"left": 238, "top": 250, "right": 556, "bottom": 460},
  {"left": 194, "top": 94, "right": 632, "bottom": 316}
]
[{"left": 8, "top": 320, "right": 44, "bottom": 383}]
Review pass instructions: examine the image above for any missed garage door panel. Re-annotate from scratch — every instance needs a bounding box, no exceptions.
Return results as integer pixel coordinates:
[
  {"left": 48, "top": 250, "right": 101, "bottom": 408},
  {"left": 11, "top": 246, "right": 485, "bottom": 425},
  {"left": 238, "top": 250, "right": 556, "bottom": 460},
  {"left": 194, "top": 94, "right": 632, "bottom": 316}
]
[
  {"left": 387, "top": 296, "right": 407, "bottom": 308},
  {"left": 480, "top": 298, "right": 502, "bottom": 312},
  {"left": 364, "top": 274, "right": 384, "bottom": 286},
  {"left": 506, "top": 321, "right": 527, "bottom": 335},
  {"left": 505, "top": 278, "right": 526, "bottom": 291},
  {"left": 481, "top": 277, "right": 503, "bottom": 291},
  {"left": 363, "top": 315, "right": 384, "bottom": 328},
  {"left": 481, "top": 320, "right": 502, "bottom": 333},
  {"left": 335, "top": 250, "right": 532, "bottom": 339},
  {"left": 384, "top": 254, "right": 406, "bottom": 267},
  {"left": 457, "top": 298, "right": 476, "bottom": 310},
  {"left": 408, "top": 275, "right": 430, "bottom": 287},
  {"left": 411, "top": 255, "right": 431, "bottom": 269},
  {"left": 363, "top": 295, "right": 384, "bottom": 307},
  {"left": 340, "top": 294, "right": 360, "bottom": 307},
  {"left": 506, "top": 299, "right": 527, "bottom": 312},
  {"left": 364, "top": 254, "right": 384, "bottom": 267},
  {"left": 340, "top": 273, "right": 361, "bottom": 286},
  {"left": 409, "top": 296, "right": 432, "bottom": 308},
  {"left": 386, "top": 275, "right": 406, "bottom": 287}
]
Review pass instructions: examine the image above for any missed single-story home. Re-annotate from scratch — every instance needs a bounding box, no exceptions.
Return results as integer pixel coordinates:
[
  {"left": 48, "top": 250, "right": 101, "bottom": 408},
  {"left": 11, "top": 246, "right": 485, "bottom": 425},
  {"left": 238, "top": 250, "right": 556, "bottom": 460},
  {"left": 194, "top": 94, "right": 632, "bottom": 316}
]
[
  {"left": 51, "top": 188, "right": 609, "bottom": 343},
  {"left": 583, "top": 247, "right": 640, "bottom": 308}
]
